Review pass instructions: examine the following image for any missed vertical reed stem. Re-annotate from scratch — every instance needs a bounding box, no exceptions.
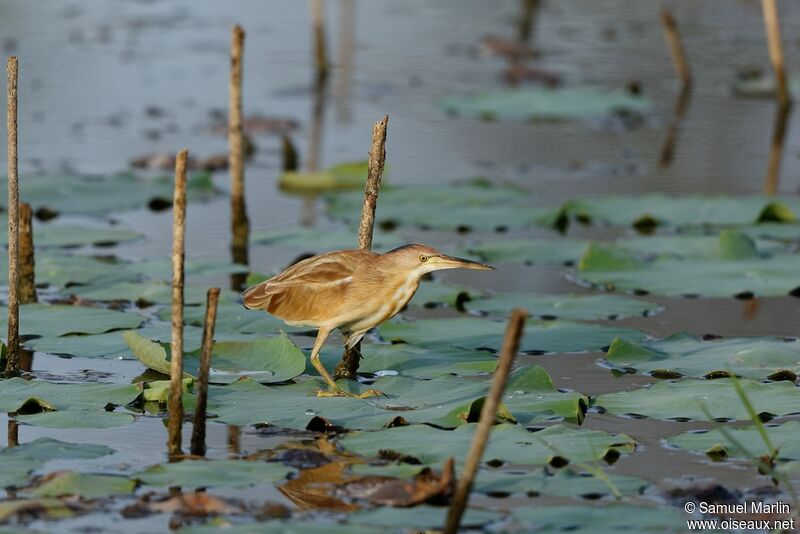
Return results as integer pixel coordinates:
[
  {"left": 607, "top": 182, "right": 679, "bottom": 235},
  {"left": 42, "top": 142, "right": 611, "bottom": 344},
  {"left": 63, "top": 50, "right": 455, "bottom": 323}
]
[
  {"left": 7, "top": 417, "right": 18, "bottom": 447},
  {"left": 230, "top": 25, "right": 249, "bottom": 288},
  {"left": 334, "top": 115, "right": 389, "bottom": 380},
  {"left": 190, "top": 287, "right": 220, "bottom": 457},
  {"left": 764, "top": 103, "right": 791, "bottom": 195},
  {"left": 311, "top": 0, "right": 328, "bottom": 86},
  {"left": 444, "top": 309, "right": 527, "bottom": 534},
  {"left": 4, "top": 57, "right": 19, "bottom": 379},
  {"left": 168, "top": 149, "right": 189, "bottom": 458},
  {"left": 761, "top": 0, "right": 791, "bottom": 107},
  {"left": 18, "top": 203, "right": 36, "bottom": 304},
  {"left": 661, "top": 10, "right": 691, "bottom": 87}
]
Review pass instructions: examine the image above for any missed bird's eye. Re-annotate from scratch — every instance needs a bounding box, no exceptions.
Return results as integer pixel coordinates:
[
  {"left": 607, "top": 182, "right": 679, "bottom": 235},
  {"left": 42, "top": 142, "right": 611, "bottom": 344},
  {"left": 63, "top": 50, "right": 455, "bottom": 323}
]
[{"left": 419, "top": 255, "right": 428, "bottom": 262}]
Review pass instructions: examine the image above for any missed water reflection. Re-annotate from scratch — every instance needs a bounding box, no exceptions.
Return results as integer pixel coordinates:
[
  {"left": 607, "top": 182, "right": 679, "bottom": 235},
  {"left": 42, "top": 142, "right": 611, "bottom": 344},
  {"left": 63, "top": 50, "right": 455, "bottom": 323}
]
[
  {"left": 763, "top": 103, "right": 791, "bottom": 196},
  {"left": 659, "top": 83, "right": 692, "bottom": 167},
  {"left": 227, "top": 424, "right": 241, "bottom": 458},
  {"left": 335, "top": 0, "right": 356, "bottom": 124}
]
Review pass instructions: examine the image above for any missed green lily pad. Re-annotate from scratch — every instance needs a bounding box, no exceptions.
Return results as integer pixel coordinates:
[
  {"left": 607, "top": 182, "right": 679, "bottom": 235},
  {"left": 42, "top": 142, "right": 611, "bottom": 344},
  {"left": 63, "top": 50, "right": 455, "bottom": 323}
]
[
  {"left": 29, "top": 472, "right": 135, "bottom": 499},
  {"left": 16, "top": 410, "right": 135, "bottom": 429},
  {"left": 503, "top": 365, "right": 588, "bottom": 424},
  {"left": 340, "top": 423, "right": 635, "bottom": 466},
  {"left": 0, "top": 223, "right": 140, "bottom": 248},
  {"left": 576, "top": 235, "right": 800, "bottom": 298},
  {"left": 182, "top": 523, "right": 385, "bottom": 534},
  {"left": 475, "top": 467, "right": 648, "bottom": 497},
  {"left": 0, "top": 378, "right": 141, "bottom": 413},
  {"left": 348, "top": 505, "right": 502, "bottom": 530},
  {"left": 251, "top": 226, "right": 402, "bottom": 253},
  {"left": 467, "top": 292, "right": 660, "bottom": 320},
  {"left": 411, "top": 280, "right": 483, "bottom": 309},
  {"left": 134, "top": 459, "right": 294, "bottom": 488},
  {"left": 326, "top": 181, "right": 558, "bottom": 232},
  {"left": 0, "top": 498, "right": 81, "bottom": 522},
  {"left": 131, "top": 258, "right": 248, "bottom": 279},
  {"left": 379, "top": 317, "right": 645, "bottom": 353},
  {"left": 511, "top": 504, "right": 685, "bottom": 533},
  {"left": 564, "top": 195, "right": 800, "bottom": 228},
  {"left": 439, "top": 86, "right": 651, "bottom": 121},
  {"left": 731, "top": 73, "right": 800, "bottom": 99},
  {"left": 462, "top": 237, "right": 590, "bottom": 265},
  {"left": 668, "top": 421, "right": 800, "bottom": 461},
  {"left": 159, "top": 301, "right": 307, "bottom": 335},
  {"left": 0, "top": 304, "right": 144, "bottom": 338},
  {"left": 71, "top": 281, "right": 222, "bottom": 305},
  {"left": 614, "top": 234, "right": 786, "bottom": 259},
  {"left": 595, "top": 378, "right": 800, "bottom": 421},
  {"left": 0, "top": 438, "right": 113, "bottom": 488},
  {"left": 0, "top": 171, "right": 216, "bottom": 215},
  {"left": 278, "top": 160, "right": 385, "bottom": 192},
  {"left": 35, "top": 254, "right": 134, "bottom": 288},
  {"left": 124, "top": 330, "right": 307, "bottom": 384},
  {"left": 605, "top": 335, "right": 800, "bottom": 380},
  {"left": 317, "top": 343, "right": 498, "bottom": 378}
]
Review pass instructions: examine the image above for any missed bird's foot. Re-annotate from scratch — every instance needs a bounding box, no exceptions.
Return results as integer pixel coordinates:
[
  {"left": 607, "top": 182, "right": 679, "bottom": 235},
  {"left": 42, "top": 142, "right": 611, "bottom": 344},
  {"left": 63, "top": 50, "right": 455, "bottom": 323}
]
[{"left": 314, "top": 387, "right": 385, "bottom": 399}]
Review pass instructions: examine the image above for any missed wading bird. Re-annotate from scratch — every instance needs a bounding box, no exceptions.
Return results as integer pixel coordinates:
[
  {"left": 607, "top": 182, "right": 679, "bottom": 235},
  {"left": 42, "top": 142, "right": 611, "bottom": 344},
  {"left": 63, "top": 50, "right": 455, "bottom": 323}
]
[{"left": 242, "top": 244, "right": 493, "bottom": 398}]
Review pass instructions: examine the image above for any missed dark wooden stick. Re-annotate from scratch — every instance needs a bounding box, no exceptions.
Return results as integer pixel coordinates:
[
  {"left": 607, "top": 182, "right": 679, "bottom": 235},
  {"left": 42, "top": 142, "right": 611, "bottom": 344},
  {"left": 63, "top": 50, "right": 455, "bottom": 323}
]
[
  {"left": 7, "top": 417, "right": 18, "bottom": 447},
  {"left": 4, "top": 57, "right": 19, "bottom": 379},
  {"left": 761, "top": 0, "right": 791, "bottom": 107},
  {"left": 334, "top": 115, "right": 389, "bottom": 379},
  {"left": 168, "top": 149, "right": 189, "bottom": 458},
  {"left": 661, "top": 10, "right": 691, "bottom": 87},
  {"left": 230, "top": 25, "right": 249, "bottom": 288},
  {"left": 444, "top": 309, "right": 527, "bottom": 534},
  {"left": 190, "top": 287, "right": 221, "bottom": 457},
  {"left": 311, "top": 0, "right": 328, "bottom": 86},
  {"left": 18, "top": 202, "right": 36, "bottom": 304},
  {"left": 658, "top": 83, "right": 692, "bottom": 167}
]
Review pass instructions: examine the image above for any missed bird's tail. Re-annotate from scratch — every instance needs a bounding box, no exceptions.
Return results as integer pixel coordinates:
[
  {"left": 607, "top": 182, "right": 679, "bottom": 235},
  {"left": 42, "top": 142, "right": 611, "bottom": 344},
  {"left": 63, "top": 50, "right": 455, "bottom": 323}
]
[{"left": 241, "top": 281, "right": 278, "bottom": 310}]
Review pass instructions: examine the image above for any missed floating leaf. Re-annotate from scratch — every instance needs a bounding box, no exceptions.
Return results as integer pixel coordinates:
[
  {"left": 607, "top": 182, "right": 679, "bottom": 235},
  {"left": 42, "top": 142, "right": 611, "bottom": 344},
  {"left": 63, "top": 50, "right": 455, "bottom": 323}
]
[
  {"left": 0, "top": 378, "right": 141, "bottom": 413},
  {"left": 134, "top": 459, "right": 295, "bottom": 488},
  {"left": 462, "top": 237, "right": 589, "bottom": 265},
  {"left": 0, "top": 438, "right": 112, "bottom": 489},
  {"left": 28, "top": 472, "right": 135, "bottom": 499},
  {"left": 0, "top": 304, "right": 143, "bottom": 338},
  {"left": 340, "top": 424, "right": 635, "bottom": 467},
  {"left": 564, "top": 195, "right": 800, "bottom": 228},
  {"left": 347, "top": 505, "right": 502, "bottom": 530},
  {"left": 576, "top": 236, "right": 800, "bottom": 298},
  {"left": 251, "top": 226, "right": 402, "bottom": 253},
  {"left": 0, "top": 223, "right": 140, "bottom": 248},
  {"left": 475, "top": 467, "right": 648, "bottom": 498},
  {"left": 71, "top": 281, "right": 223, "bottom": 305},
  {"left": 159, "top": 301, "right": 307, "bottom": 335},
  {"left": 511, "top": 503, "right": 684, "bottom": 532},
  {"left": 439, "top": 86, "right": 651, "bottom": 121},
  {"left": 279, "top": 161, "right": 385, "bottom": 192},
  {"left": 467, "top": 292, "right": 660, "bottom": 320},
  {"left": 124, "top": 330, "right": 307, "bottom": 384},
  {"left": 667, "top": 421, "right": 800, "bottom": 461},
  {"left": 596, "top": 378, "right": 800, "bottom": 421},
  {"left": 411, "top": 280, "right": 483, "bottom": 309},
  {"left": 16, "top": 410, "right": 135, "bottom": 429},
  {"left": 379, "top": 317, "right": 644, "bottom": 353},
  {"left": 605, "top": 335, "right": 800, "bottom": 380},
  {"left": 0, "top": 497, "right": 84, "bottom": 522}
]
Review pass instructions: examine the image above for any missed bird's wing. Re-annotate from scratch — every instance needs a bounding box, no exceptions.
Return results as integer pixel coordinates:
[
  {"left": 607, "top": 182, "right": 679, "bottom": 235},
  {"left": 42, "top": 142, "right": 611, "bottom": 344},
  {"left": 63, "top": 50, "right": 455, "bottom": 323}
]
[{"left": 242, "top": 251, "right": 363, "bottom": 319}]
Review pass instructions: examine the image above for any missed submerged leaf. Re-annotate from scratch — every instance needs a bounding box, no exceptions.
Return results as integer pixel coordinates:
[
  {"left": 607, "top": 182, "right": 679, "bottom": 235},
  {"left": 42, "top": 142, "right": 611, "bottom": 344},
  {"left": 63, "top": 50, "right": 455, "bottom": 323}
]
[{"left": 134, "top": 459, "right": 295, "bottom": 488}]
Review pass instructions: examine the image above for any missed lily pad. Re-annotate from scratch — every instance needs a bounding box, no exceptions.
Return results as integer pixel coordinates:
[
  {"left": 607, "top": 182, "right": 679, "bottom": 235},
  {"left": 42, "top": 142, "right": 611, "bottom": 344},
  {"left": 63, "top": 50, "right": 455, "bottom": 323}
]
[
  {"left": 348, "top": 505, "right": 502, "bottom": 530},
  {"left": 462, "top": 237, "right": 590, "bottom": 265},
  {"left": 575, "top": 236, "right": 800, "bottom": 298},
  {"left": 0, "top": 497, "right": 82, "bottom": 522},
  {"left": 251, "top": 226, "right": 402, "bottom": 253},
  {"left": 0, "top": 438, "right": 113, "bottom": 488},
  {"left": 339, "top": 423, "right": 635, "bottom": 466},
  {"left": 159, "top": 301, "right": 307, "bottom": 335},
  {"left": 605, "top": 335, "right": 800, "bottom": 380},
  {"left": 595, "top": 378, "right": 800, "bottom": 421},
  {"left": 0, "top": 172, "right": 215, "bottom": 215},
  {"left": 438, "top": 86, "right": 651, "bottom": 121},
  {"left": 379, "top": 317, "right": 645, "bottom": 353},
  {"left": 71, "top": 281, "right": 221, "bottom": 305},
  {"left": 279, "top": 161, "right": 384, "bottom": 192},
  {"left": 511, "top": 503, "right": 685, "bottom": 533},
  {"left": 35, "top": 254, "right": 135, "bottom": 288},
  {"left": 134, "top": 459, "right": 295, "bottom": 488},
  {"left": 124, "top": 330, "right": 307, "bottom": 384},
  {"left": 16, "top": 410, "right": 135, "bottom": 429},
  {"left": 667, "top": 421, "right": 800, "bottom": 461},
  {"left": 411, "top": 280, "right": 483, "bottom": 309},
  {"left": 475, "top": 467, "right": 648, "bottom": 498},
  {"left": 614, "top": 234, "right": 787, "bottom": 259},
  {"left": 0, "top": 304, "right": 144, "bottom": 338},
  {"left": 564, "top": 195, "right": 800, "bottom": 228},
  {"left": 317, "top": 343, "right": 498, "bottom": 379},
  {"left": 0, "top": 378, "right": 141, "bottom": 413},
  {"left": 467, "top": 292, "right": 660, "bottom": 320},
  {"left": 29, "top": 472, "right": 135, "bottom": 499},
  {"left": 0, "top": 224, "right": 141, "bottom": 248}
]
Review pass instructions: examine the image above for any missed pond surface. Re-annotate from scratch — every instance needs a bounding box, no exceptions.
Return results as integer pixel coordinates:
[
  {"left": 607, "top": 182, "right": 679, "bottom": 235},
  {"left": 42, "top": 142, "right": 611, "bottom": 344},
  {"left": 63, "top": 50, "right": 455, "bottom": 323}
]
[{"left": 1, "top": 0, "right": 800, "bottom": 532}]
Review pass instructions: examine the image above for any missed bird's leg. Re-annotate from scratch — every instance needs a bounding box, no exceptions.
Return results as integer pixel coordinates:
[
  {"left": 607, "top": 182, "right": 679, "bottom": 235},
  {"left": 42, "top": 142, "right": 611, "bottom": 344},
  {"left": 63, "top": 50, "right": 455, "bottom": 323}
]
[{"left": 309, "top": 329, "right": 383, "bottom": 399}]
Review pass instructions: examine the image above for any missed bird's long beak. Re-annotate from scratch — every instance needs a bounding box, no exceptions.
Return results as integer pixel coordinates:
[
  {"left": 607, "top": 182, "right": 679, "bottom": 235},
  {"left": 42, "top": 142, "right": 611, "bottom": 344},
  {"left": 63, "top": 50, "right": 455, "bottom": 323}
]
[{"left": 433, "top": 254, "right": 495, "bottom": 271}]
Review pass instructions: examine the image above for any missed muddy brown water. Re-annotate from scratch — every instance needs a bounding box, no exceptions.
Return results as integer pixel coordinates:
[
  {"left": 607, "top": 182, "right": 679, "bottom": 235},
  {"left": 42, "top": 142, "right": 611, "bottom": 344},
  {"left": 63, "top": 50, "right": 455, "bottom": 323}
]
[{"left": 1, "top": 0, "right": 800, "bottom": 531}]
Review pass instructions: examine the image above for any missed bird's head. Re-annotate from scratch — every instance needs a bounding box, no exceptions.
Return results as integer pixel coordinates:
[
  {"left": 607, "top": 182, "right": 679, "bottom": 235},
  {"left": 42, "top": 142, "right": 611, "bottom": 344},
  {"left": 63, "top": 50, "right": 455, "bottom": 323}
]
[{"left": 384, "top": 244, "right": 494, "bottom": 276}]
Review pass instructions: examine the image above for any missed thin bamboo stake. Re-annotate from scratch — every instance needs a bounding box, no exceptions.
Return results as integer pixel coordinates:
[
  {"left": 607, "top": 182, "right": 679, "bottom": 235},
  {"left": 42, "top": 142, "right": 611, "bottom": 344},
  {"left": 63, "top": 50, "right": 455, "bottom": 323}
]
[
  {"left": 444, "top": 309, "right": 527, "bottom": 534},
  {"left": 168, "top": 149, "right": 189, "bottom": 458},
  {"left": 18, "top": 202, "right": 36, "bottom": 304},
  {"left": 190, "top": 287, "right": 220, "bottom": 457},
  {"left": 761, "top": 0, "right": 791, "bottom": 107},
  {"left": 7, "top": 418, "right": 18, "bottom": 447},
  {"left": 311, "top": 0, "right": 328, "bottom": 86},
  {"left": 661, "top": 10, "right": 691, "bottom": 87},
  {"left": 230, "top": 25, "right": 249, "bottom": 289},
  {"left": 334, "top": 115, "right": 388, "bottom": 379},
  {"left": 4, "top": 57, "right": 19, "bottom": 379},
  {"left": 764, "top": 103, "right": 791, "bottom": 195}
]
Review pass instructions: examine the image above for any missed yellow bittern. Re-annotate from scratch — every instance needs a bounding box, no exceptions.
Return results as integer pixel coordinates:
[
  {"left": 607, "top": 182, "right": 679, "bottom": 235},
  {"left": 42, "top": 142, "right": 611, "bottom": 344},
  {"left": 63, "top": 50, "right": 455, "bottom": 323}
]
[{"left": 242, "top": 244, "right": 493, "bottom": 397}]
